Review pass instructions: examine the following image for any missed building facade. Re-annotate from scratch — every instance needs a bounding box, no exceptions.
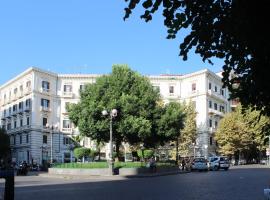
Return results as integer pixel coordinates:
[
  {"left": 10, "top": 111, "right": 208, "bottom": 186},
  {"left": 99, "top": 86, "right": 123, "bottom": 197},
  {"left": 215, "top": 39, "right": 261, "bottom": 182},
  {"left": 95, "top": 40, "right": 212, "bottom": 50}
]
[{"left": 0, "top": 67, "right": 230, "bottom": 164}]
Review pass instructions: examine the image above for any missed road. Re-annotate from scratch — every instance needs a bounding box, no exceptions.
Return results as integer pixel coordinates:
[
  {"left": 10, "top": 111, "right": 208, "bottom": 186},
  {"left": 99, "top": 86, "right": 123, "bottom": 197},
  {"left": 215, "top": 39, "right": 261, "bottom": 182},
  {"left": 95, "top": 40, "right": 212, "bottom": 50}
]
[{"left": 1, "top": 165, "right": 270, "bottom": 200}]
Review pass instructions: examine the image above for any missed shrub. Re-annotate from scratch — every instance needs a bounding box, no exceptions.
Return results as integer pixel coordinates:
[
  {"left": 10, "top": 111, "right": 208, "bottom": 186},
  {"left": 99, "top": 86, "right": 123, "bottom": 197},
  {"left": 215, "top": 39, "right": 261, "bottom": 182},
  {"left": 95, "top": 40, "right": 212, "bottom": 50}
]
[
  {"left": 137, "top": 149, "right": 154, "bottom": 159},
  {"left": 73, "top": 147, "right": 91, "bottom": 160}
]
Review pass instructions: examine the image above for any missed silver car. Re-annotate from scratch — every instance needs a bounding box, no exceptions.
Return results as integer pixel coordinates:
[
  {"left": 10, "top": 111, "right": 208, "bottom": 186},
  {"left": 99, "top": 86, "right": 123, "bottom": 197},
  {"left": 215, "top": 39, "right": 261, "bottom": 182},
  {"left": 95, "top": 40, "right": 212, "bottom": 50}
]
[{"left": 191, "top": 158, "right": 208, "bottom": 171}]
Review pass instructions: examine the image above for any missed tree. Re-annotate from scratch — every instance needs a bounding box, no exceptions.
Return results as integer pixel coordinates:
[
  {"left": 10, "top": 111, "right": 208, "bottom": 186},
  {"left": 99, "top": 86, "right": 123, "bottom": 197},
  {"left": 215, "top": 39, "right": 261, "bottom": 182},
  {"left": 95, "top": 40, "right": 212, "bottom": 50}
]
[
  {"left": 68, "top": 65, "right": 161, "bottom": 159},
  {"left": 73, "top": 147, "right": 91, "bottom": 162},
  {"left": 157, "top": 102, "right": 185, "bottom": 163},
  {"left": 215, "top": 107, "right": 251, "bottom": 157},
  {"left": 124, "top": 0, "right": 270, "bottom": 116},
  {"left": 215, "top": 105, "right": 270, "bottom": 161},
  {"left": 137, "top": 149, "right": 154, "bottom": 160},
  {"left": 179, "top": 104, "right": 197, "bottom": 157}
]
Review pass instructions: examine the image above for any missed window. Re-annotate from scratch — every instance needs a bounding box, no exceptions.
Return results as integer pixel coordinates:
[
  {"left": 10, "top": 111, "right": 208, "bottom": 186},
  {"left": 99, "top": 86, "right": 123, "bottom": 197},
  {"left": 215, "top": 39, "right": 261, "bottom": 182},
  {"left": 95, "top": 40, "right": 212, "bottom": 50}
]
[
  {"left": 27, "top": 117, "right": 30, "bottom": 125},
  {"left": 79, "top": 84, "right": 85, "bottom": 92},
  {"left": 210, "top": 137, "right": 213, "bottom": 146},
  {"left": 41, "top": 98, "right": 50, "bottom": 108},
  {"left": 26, "top": 99, "right": 31, "bottom": 107},
  {"left": 26, "top": 81, "right": 31, "bottom": 88},
  {"left": 7, "top": 123, "right": 11, "bottom": 130},
  {"left": 63, "top": 137, "right": 70, "bottom": 145},
  {"left": 43, "top": 135, "right": 47, "bottom": 144},
  {"left": 20, "top": 119, "right": 23, "bottom": 127},
  {"left": 169, "top": 86, "right": 174, "bottom": 94},
  {"left": 9, "top": 107, "right": 12, "bottom": 115},
  {"left": 43, "top": 118, "right": 48, "bottom": 127},
  {"left": 20, "top": 85, "right": 23, "bottom": 91},
  {"left": 214, "top": 103, "right": 218, "bottom": 110},
  {"left": 42, "top": 81, "right": 50, "bottom": 91},
  {"left": 209, "top": 119, "right": 212, "bottom": 127},
  {"left": 63, "top": 120, "right": 71, "bottom": 128},
  {"left": 19, "top": 102, "right": 23, "bottom": 110},
  {"left": 13, "top": 136, "right": 16, "bottom": 145},
  {"left": 14, "top": 88, "right": 18, "bottom": 95},
  {"left": 192, "top": 83, "right": 196, "bottom": 91},
  {"left": 26, "top": 134, "right": 29, "bottom": 143},
  {"left": 65, "top": 102, "right": 70, "bottom": 111},
  {"left": 13, "top": 104, "right": 17, "bottom": 112},
  {"left": 19, "top": 134, "right": 22, "bottom": 144},
  {"left": 221, "top": 89, "right": 224, "bottom": 96},
  {"left": 214, "top": 86, "right": 217, "bottom": 92},
  {"left": 64, "top": 85, "right": 72, "bottom": 92},
  {"left": 14, "top": 120, "right": 17, "bottom": 129},
  {"left": 209, "top": 100, "right": 212, "bottom": 108},
  {"left": 215, "top": 121, "right": 218, "bottom": 128},
  {"left": 220, "top": 105, "right": 225, "bottom": 112},
  {"left": 209, "top": 82, "right": 212, "bottom": 90}
]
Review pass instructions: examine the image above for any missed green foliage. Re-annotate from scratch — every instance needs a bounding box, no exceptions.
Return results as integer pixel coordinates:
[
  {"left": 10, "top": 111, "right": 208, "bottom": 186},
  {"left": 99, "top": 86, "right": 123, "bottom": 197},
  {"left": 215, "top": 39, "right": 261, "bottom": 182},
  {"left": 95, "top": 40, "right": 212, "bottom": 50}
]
[
  {"left": 124, "top": 1, "right": 270, "bottom": 116},
  {"left": 215, "top": 105, "right": 270, "bottom": 157},
  {"left": 179, "top": 104, "right": 197, "bottom": 157},
  {"left": 68, "top": 65, "right": 162, "bottom": 157},
  {"left": 137, "top": 149, "right": 154, "bottom": 159},
  {"left": 0, "top": 128, "right": 10, "bottom": 160},
  {"left": 73, "top": 147, "right": 91, "bottom": 160},
  {"left": 157, "top": 102, "right": 185, "bottom": 141}
]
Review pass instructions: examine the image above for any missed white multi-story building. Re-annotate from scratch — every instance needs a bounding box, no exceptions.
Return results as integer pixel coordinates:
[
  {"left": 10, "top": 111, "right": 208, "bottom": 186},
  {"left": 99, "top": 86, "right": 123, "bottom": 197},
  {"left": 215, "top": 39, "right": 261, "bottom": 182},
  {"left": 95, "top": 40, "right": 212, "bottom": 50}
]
[{"left": 0, "top": 67, "right": 230, "bottom": 164}]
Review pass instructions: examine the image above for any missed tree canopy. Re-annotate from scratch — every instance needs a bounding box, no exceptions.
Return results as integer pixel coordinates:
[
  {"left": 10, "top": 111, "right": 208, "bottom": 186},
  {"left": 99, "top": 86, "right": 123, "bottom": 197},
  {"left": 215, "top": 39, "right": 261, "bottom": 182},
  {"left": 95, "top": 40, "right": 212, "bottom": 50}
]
[
  {"left": 68, "top": 65, "right": 162, "bottom": 158},
  {"left": 215, "top": 105, "right": 270, "bottom": 160},
  {"left": 124, "top": 0, "right": 270, "bottom": 115},
  {"left": 0, "top": 128, "right": 11, "bottom": 164}
]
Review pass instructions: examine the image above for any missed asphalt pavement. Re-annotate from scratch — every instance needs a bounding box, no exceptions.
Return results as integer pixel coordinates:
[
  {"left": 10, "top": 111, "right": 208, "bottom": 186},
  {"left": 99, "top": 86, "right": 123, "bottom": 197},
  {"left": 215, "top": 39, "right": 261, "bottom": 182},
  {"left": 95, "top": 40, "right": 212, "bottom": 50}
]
[{"left": 1, "top": 165, "right": 270, "bottom": 200}]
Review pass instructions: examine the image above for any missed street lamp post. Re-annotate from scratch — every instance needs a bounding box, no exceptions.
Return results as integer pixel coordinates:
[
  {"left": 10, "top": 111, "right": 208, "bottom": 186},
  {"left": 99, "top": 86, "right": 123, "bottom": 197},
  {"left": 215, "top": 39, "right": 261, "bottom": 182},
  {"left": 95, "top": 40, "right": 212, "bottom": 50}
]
[
  {"left": 102, "top": 109, "right": 118, "bottom": 175},
  {"left": 204, "top": 144, "right": 208, "bottom": 159},
  {"left": 46, "top": 123, "right": 58, "bottom": 164}
]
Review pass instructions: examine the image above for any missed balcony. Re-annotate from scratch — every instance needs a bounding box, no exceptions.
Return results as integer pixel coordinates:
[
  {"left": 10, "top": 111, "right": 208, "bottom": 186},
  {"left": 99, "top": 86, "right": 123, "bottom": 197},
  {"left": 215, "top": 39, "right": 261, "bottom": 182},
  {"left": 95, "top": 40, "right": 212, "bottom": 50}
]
[
  {"left": 208, "top": 108, "right": 225, "bottom": 117},
  {"left": 18, "top": 108, "right": 24, "bottom": 114},
  {"left": 209, "top": 127, "right": 217, "bottom": 133},
  {"left": 12, "top": 110, "right": 18, "bottom": 116},
  {"left": 188, "top": 90, "right": 200, "bottom": 97},
  {"left": 41, "top": 88, "right": 50, "bottom": 94},
  {"left": 207, "top": 90, "right": 226, "bottom": 102},
  {"left": 1, "top": 114, "right": 6, "bottom": 120},
  {"left": 40, "top": 106, "right": 51, "bottom": 112},
  {"left": 62, "top": 128, "right": 72, "bottom": 133},
  {"left": 12, "top": 95, "right": 18, "bottom": 102},
  {"left": 62, "top": 92, "right": 74, "bottom": 98},
  {"left": 24, "top": 105, "right": 31, "bottom": 112}
]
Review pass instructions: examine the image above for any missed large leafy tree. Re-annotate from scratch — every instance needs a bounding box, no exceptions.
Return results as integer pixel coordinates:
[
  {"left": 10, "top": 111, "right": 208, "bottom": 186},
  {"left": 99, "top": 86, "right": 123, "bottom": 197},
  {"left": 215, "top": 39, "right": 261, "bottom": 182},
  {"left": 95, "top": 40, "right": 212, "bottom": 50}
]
[
  {"left": 158, "top": 102, "right": 185, "bottom": 163},
  {"left": 179, "top": 104, "right": 197, "bottom": 157},
  {"left": 215, "top": 106, "right": 270, "bottom": 160},
  {"left": 68, "top": 65, "right": 161, "bottom": 158},
  {"left": 124, "top": 0, "right": 270, "bottom": 115}
]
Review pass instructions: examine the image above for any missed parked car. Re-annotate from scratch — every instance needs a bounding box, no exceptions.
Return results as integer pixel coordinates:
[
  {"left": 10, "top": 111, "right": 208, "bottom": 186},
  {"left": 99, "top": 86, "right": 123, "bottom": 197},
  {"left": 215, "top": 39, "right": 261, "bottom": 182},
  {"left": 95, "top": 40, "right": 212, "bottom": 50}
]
[
  {"left": 191, "top": 157, "right": 208, "bottom": 171},
  {"left": 260, "top": 159, "right": 267, "bottom": 165},
  {"left": 208, "top": 156, "right": 230, "bottom": 171}
]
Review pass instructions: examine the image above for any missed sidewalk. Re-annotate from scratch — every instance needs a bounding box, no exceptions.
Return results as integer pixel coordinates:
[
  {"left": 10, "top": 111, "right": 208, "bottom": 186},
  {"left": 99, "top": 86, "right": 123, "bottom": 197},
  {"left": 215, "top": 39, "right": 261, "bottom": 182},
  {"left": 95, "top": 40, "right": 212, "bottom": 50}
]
[{"left": 30, "top": 169, "right": 190, "bottom": 180}]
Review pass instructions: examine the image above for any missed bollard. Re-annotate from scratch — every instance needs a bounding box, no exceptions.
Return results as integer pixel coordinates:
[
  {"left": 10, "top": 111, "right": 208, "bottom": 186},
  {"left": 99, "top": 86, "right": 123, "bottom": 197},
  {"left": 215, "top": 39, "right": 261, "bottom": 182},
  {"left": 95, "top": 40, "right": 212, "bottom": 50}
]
[{"left": 264, "top": 188, "right": 270, "bottom": 200}]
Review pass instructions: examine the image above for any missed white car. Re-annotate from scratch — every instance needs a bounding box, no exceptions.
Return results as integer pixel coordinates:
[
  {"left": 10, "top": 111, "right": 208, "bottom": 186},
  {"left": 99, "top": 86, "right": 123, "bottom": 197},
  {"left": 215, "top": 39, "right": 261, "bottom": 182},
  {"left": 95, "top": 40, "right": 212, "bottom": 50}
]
[
  {"left": 208, "top": 156, "right": 230, "bottom": 171},
  {"left": 191, "top": 158, "right": 208, "bottom": 171}
]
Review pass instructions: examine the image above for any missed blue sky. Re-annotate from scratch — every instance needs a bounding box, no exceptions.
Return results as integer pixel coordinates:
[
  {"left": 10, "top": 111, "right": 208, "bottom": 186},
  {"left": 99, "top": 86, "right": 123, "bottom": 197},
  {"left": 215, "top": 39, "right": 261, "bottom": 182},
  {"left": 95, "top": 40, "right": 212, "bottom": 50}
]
[{"left": 0, "top": 1, "right": 224, "bottom": 85}]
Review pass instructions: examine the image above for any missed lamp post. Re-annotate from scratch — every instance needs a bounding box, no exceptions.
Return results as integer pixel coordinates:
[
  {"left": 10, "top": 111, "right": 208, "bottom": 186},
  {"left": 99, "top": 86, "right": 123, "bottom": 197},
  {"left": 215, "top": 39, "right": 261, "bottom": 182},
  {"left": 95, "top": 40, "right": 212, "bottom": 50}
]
[
  {"left": 102, "top": 109, "right": 118, "bottom": 175},
  {"left": 46, "top": 123, "right": 58, "bottom": 164},
  {"left": 204, "top": 144, "right": 208, "bottom": 159}
]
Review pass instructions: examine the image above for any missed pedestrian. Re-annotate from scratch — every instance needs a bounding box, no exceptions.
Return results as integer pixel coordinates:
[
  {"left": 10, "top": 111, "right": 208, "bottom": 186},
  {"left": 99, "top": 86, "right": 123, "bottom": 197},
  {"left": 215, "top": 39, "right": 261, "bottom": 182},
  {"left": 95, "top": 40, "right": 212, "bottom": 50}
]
[
  {"left": 149, "top": 157, "right": 157, "bottom": 173},
  {"left": 181, "top": 159, "right": 186, "bottom": 171}
]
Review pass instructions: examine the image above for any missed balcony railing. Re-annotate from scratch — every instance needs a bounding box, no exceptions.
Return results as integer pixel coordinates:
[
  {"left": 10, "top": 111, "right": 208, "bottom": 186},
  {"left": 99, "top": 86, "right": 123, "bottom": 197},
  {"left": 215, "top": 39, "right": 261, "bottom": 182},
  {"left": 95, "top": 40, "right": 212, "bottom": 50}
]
[
  {"left": 41, "top": 88, "right": 50, "bottom": 94},
  {"left": 208, "top": 108, "right": 225, "bottom": 117},
  {"left": 62, "top": 92, "right": 74, "bottom": 98},
  {"left": 40, "top": 106, "right": 51, "bottom": 112},
  {"left": 24, "top": 105, "right": 31, "bottom": 112},
  {"left": 62, "top": 128, "right": 72, "bottom": 133},
  {"left": 208, "top": 90, "right": 226, "bottom": 101}
]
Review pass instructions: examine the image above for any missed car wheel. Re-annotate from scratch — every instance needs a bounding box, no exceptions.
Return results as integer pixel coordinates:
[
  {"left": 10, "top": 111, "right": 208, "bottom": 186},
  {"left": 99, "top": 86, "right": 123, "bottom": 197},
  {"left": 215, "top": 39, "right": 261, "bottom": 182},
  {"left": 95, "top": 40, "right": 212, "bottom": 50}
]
[{"left": 224, "top": 168, "right": 229, "bottom": 171}]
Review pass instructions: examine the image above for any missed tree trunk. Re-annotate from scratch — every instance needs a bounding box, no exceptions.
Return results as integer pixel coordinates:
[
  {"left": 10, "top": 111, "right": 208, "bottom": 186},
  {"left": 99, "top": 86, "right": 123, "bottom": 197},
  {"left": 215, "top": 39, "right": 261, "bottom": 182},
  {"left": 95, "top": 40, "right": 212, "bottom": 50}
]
[{"left": 176, "top": 138, "right": 179, "bottom": 164}]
